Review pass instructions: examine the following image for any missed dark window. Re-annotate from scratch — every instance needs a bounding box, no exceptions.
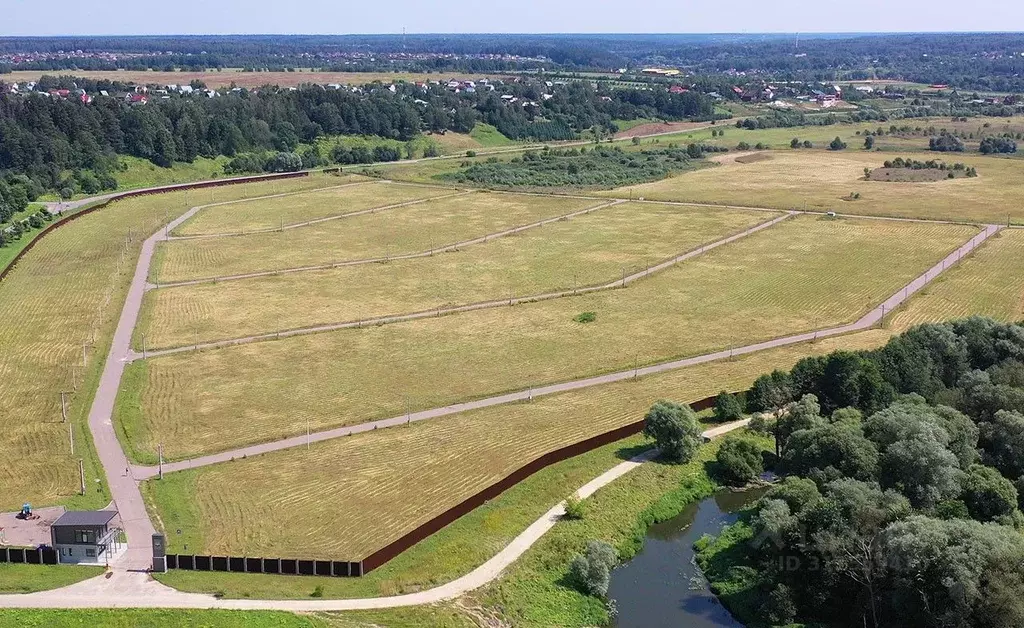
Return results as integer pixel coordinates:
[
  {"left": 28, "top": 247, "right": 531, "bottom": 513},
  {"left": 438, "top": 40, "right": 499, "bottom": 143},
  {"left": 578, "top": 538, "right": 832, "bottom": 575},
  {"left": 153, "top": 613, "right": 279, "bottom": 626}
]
[
  {"left": 85, "top": 548, "right": 96, "bottom": 557},
  {"left": 74, "top": 529, "right": 94, "bottom": 544}
]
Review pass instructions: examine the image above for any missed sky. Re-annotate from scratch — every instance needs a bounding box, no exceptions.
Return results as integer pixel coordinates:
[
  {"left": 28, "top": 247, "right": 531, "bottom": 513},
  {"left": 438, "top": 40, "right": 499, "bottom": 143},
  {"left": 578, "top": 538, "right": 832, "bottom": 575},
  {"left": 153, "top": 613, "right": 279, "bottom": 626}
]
[{"left": 3, "top": 0, "right": 1024, "bottom": 36}]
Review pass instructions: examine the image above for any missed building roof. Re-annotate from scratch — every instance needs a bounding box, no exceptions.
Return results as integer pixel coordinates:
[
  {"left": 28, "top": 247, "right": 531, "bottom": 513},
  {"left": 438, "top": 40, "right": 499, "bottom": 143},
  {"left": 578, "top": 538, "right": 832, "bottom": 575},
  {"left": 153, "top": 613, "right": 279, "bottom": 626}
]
[{"left": 52, "top": 510, "right": 117, "bottom": 527}]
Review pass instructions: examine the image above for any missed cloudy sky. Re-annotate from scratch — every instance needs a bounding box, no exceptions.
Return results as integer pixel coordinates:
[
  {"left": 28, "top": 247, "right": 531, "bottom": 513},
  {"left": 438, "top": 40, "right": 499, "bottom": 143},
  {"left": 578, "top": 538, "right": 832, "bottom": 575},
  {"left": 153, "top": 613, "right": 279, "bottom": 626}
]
[{"left": 4, "top": 0, "right": 1023, "bottom": 35}]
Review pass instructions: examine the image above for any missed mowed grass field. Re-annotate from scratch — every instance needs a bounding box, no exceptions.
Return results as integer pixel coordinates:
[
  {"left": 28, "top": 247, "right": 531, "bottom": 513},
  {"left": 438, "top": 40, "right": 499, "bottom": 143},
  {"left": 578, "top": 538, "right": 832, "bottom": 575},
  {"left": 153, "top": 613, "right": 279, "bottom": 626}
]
[
  {"left": 171, "top": 176, "right": 426, "bottom": 235},
  {"left": 0, "top": 175, "right": 337, "bottom": 511},
  {"left": 136, "top": 203, "right": 777, "bottom": 349},
  {"left": 604, "top": 150, "right": 1024, "bottom": 224},
  {"left": 150, "top": 191, "right": 602, "bottom": 283},
  {"left": 142, "top": 330, "right": 888, "bottom": 565},
  {"left": 118, "top": 216, "right": 975, "bottom": 462},
  {"left": 888, "top": 228, "right": 1024, "bottom": 331}
]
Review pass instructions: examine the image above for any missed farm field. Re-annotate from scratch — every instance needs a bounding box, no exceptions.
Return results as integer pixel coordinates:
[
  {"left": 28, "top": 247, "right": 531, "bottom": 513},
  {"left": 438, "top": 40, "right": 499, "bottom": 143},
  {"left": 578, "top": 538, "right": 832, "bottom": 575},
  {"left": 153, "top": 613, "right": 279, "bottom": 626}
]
[
  {"left": 887, "top": 228, "right": 1024, "bottom": 331},
  {"left": 173, "top": 178, "right": 442, "bottom": 236},
  {"left": 0, "top": 174, "right": 337, "bottom": 511},
  {"left": 604, "top": 150, "right": 1024, "bottom": 223},
  {"left": 150, "top": 191, "right": 604, "bottom": 283},
  {"left": 117, "top": 216, "right": 975, "bottom": 461},
  {"left": 136, "top": 203, "right": 776, "bottom": 349},
  {"left": 142, "top": 329, "right": 888, "bottom": 565}
]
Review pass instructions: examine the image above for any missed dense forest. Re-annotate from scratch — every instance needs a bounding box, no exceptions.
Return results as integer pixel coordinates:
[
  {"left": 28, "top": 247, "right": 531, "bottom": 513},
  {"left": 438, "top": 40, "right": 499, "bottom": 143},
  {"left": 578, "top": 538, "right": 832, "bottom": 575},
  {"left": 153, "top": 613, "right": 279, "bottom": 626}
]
[
  {"left": 0, "top": 79, "right": 715, "bottom": 195},
  {"left": 696, "top": 318, "right": 1024, "bottom": 627}
]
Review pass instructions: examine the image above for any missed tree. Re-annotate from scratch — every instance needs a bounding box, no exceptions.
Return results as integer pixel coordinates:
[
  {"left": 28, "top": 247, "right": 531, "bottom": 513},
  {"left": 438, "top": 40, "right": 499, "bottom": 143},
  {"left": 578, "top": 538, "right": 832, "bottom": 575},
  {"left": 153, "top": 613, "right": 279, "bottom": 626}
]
[
  {"left": 979, "top": 410, "right": 1024, "bottom": 479},
  {"left": 748, "top": 369, "right": 793, "bottom": 413},
  {"left": 880, "top": 433, "right": 961, "bottom": 508},
  {"left": 567, "top": 540, "right": 618, "bottom": 597},
  {"left": 764, "top": 476, "right": 822, "bottom": 514},
  {"left": 829, "top": 136, "right": 848, "bottom": 151},
  {"left": 790, "top": 137, "right": 801, "bottom": 148},
  {"left": 643, "top": 400, "right": 703, "bottom": 463},
  {"left": 713, "top": 391, "right": 744, "bottom": 422},
  {"left": 715, "top": 436, "right": 764, "bottom": 485},
  {"left": 265, "top": 152, "right": 303, "bottom": 173},
  {"left": 961, "top": 464, "right": 1018, "bottom": 522},
  {"left": 775, "top": 394, "right": 824, "bottom": 456},
  {"left": 762, "top": 584, "right": 797, "bottom": 625},
  {"left": 783, "top": 423, "right": 879, "bottom": 484},
  {"left": 864, "top": 135, "right": 875, "bottom": 149}
]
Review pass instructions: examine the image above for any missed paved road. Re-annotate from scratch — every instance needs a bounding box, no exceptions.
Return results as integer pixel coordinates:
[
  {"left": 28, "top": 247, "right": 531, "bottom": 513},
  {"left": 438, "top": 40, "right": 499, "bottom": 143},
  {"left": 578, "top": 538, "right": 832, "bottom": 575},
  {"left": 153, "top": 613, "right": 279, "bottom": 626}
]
[
  {"left": 0, "top": 420, "right": 746, "bottom": 610},
  {"left": 134, "top": 221, "right": 1001, "bottom": 478},
  {"left": 136, "top": 210, "right": 788, "bottom": 359}
]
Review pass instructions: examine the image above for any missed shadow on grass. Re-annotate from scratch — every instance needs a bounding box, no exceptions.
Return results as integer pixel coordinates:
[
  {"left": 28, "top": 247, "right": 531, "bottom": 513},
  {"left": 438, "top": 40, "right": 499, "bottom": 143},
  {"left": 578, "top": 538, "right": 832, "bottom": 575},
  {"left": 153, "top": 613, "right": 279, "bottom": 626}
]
[{"left": 614, "top": 442, "right": 653, "bottom": 461}]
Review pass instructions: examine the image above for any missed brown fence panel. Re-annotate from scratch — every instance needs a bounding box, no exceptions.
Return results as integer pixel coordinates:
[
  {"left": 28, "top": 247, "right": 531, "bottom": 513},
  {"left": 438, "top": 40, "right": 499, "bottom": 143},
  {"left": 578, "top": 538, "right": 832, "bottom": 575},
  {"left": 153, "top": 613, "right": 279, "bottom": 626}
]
[{"left": 360, "top": 393, "right": 724, "bottom": 573}]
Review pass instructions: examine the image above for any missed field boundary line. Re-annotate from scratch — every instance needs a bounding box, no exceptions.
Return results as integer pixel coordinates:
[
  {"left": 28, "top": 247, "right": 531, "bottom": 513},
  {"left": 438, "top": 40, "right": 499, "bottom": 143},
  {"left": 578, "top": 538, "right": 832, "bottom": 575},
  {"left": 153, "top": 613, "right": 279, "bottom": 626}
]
[
  {"left": 148, "top": 198, "right": 626, "bottom": 289},
  {"left": 132, "top": 222, "right": 999, "bottom": 473},
  {"left": 133, "top": 211, "right": 790, "bottom": 355},
  {"left": 164, "top": 187, "right": 476, "bottom": 241}
]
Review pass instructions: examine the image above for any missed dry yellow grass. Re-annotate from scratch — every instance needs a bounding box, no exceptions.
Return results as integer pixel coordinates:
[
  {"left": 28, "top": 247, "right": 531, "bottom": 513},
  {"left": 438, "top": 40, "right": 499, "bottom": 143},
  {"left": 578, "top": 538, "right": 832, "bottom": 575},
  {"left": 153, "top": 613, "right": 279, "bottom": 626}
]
[
  {"left": 150, "top": 192, "right": 603, "bottom": 283},
  {"left": 173, "top": 179, "right": 451, "bottom": 236},
  {"left": 137, "top": 203, "right": 776, "bottom": 349},
  {"left": 888, "top": 228, "right": 1024, "bottom": 331},
  {"left": 0, "top": 175, "right": 336, "bottom": 510},
  {"left": 142, "top": 329, "right": 889, "bottom": 560},
  {"left": 604, "top": 150, "right": 1024, "bottom": 224},
  {"left": 118, "top": 216, "right": 975, "bottom": 461}
]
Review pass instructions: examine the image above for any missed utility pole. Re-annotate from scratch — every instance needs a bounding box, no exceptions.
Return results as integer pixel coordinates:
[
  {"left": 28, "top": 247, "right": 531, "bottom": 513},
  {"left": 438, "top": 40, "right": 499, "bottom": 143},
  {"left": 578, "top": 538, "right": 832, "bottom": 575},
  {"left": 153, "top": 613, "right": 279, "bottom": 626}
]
[
  {"left": 60, "top": 391, "right": 67, "bottom": 423},
  {"left": 142, "top": 333, "right": 147, "bottom": 359},
  {"left": 158, "top": 443, "right": 164, "bottom": 480},
  {"left": 79, "top": 459, "right": 86, "bottom": 495},
  {"left": 68, "top": 423, "right": 75, "bottom": 455},
  {"left": 306, "top": 418, "right": 310, "bottom": 450}
]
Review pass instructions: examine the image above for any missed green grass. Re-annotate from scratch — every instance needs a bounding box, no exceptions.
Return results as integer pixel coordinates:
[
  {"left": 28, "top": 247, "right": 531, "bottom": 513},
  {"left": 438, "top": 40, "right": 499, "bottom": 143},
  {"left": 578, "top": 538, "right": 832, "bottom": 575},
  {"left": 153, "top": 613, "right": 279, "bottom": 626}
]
[
  {"left": 113, "top": 156, "right": 229, "bottom": 192},
  {"left": 475, "top": 434, "right": 773, "bottom": 627},
  {"left": 468, "top": 123, "right": 514, "bottom": 147},
  {"left": 0, "top": 609, "right": 322, "bottom": 628},
  {"left": 693, "top": 518, "right": 768, "bottom": 625},
  {"left": 151, "top": 436, "right": 649, "bottom": 598},
  {"left": 612, "top": 118, "right": 660, "bottom": 132},
  {"left": 0, "top": 564, "right": 104, "bottom": 593}
]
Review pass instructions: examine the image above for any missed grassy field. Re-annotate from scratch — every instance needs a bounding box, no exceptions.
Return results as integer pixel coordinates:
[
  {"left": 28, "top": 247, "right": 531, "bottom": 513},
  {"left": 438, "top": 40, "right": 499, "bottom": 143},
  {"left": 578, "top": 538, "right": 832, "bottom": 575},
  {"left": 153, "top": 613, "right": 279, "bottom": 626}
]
[
  {"left": 887, "top": 228, "right": 1024, "bottom": 331},
  {"left": 0, "top": 608, "right": 475, "bottom": 628},
  {"left": 137, "top": 203, "right": 776, "bottom": 349},
  {"left": 604, "top": 150, "right": 1024, "bottom": 223},
  {"left": 173, "top": 179, "right": 443, "bottom": 236},
  {"left": 0, "top": 175, "right": 337, "bottom": 511},
  {"left": 113, "top": 155, "right": 229, "bottom": 191},
  {"left": 468, "top": 123, "right": 515, "bottom": 147},
  {"left": 117, "top": 215, "right": 970, "bottom": 461},
  {"left": 0, "top": 564, "right": 104, "bottom": 593},
  {"left": 150, "top": 192, "right": 602, "bottom": 283},
  {"left": 142, "top": 329, "right": 885, "bottom": 567}
]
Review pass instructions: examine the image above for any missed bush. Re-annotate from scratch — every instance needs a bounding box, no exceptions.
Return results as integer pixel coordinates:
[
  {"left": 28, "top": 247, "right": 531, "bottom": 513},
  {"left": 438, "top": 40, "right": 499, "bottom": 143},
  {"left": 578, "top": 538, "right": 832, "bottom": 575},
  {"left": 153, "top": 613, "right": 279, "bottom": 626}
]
[
  {"left": 749, "top": 413, "right": 773, "bottom": 434},
  {"left": 715, "top": 436, "right": 765, "bottom": 485},
  {"left": 265, "top": 152, "right": 303, "bottom": 173},
  {"left": 563, "top": 494, "right": 586, "bottom": 520},
  {"left": 310, "top": 585, "right": 324, "bottom": 598},
  {"left": 713, "top": 391, "right": 744, "bottom": 423},
  {"left": 573, "top": 311, "right": 597, "bottom": 323},
  {"left": 466, "top": 150, "right": 477, "bottom": 157},
  {"left": 567, "top": 540, "right": 618, "bottom": 597},
  {"left": 829, "top": 136, "right": 848, "bottom": 151}
]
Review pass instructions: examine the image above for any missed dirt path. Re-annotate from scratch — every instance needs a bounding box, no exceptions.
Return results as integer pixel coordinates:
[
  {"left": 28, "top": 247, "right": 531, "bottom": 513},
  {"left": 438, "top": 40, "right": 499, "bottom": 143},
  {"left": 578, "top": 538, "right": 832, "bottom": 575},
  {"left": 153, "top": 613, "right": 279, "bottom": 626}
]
[
  {"left": 134, "top": 221, "right": 999, "bottom": 477},
  {"left": 136, "top": 210, "right": 790, "bottom": 358},
  {"left": 0, "top": 421, "right": 745, "bottom": 610}
]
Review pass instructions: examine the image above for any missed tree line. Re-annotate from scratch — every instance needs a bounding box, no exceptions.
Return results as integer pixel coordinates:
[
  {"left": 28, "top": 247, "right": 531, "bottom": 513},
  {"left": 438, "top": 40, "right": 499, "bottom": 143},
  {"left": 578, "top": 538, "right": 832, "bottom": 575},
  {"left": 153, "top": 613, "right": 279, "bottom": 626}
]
[{"left": 697, "top": 318, "right": 1024, "bottom": 627}]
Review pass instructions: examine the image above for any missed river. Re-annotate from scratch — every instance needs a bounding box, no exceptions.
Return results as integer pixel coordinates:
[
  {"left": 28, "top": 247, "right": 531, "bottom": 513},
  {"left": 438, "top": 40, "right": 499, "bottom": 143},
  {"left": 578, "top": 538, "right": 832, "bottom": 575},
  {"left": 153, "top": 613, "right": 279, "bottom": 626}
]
[{"left": 607, "top": 487, "right": 768, "bottom": 628}]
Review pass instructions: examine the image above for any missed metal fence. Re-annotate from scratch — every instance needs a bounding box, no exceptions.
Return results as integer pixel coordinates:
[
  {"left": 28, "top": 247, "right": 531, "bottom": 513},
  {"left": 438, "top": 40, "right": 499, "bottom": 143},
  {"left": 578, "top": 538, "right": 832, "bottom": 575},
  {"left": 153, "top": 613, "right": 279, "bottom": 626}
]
[{"left": 0, "top": 547, "right": 58, "bottom": 565}]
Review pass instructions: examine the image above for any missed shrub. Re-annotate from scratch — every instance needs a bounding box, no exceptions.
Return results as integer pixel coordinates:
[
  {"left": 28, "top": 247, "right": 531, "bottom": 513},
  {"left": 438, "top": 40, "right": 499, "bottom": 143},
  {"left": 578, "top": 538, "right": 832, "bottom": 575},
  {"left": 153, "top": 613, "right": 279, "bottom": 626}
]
[
  {"left": 310, "top": 585, "right": 324, "bottom": 598},
  {"left": 716, "top": 436, "right": 765, "bottom": 485},
  {"left": 567, "top": 540, "right": 618, "bottom": 597},
  {"left": 713, "top": 391, "right": 744, "bottom": 423},
  {"left": 563, "top": 494, "right": 586, "bottom": 520},
  {"left": 466, "top": 150, "right": 477, "bottom": 157},
  {"left": 573, "top": 311, "right": 597, "bottom": 324},
  {"left": 829, "top": 136, "right": 848, "bottom": 151}
]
